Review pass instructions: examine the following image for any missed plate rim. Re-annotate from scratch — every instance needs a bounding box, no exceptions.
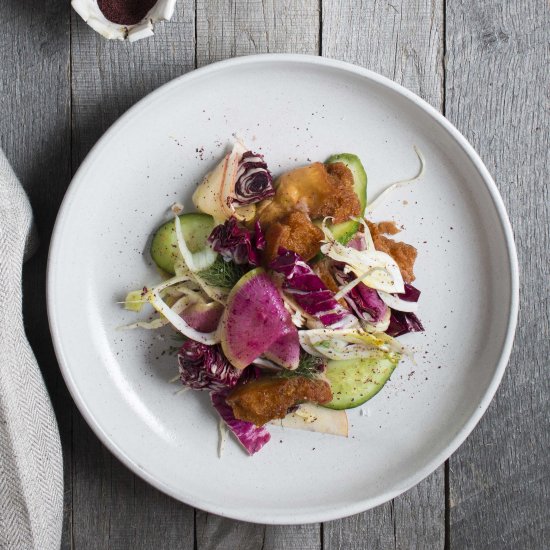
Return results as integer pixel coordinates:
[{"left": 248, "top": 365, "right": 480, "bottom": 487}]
[{"left": 47, "top": 53, "right": 519, "bottom": 524}]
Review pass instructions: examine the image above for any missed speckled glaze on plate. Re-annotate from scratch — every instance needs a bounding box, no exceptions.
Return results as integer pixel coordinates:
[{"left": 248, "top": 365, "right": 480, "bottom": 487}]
[{"left": 47, "top": 55, "right": 518, "bottom": 524}]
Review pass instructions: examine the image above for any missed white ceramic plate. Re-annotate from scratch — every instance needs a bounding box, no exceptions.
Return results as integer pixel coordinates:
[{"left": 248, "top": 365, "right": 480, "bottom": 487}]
[{"left": 48, "top": 55, "right": 518, "bottom": 524}]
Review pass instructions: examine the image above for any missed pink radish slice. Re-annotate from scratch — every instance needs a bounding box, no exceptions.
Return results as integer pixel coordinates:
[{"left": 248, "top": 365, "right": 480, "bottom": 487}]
[
  {"left": 220, "top": 268, "right": 297, "bottom": 369},
  {"left": 180, "top": 302, "right": 224, "bottom": 333}
]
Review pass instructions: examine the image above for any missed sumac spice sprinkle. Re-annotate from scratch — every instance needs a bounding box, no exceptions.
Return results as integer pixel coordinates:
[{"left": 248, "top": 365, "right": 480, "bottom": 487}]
[{"left": 98, "top": 0, "right": 158, "bottom": 25}]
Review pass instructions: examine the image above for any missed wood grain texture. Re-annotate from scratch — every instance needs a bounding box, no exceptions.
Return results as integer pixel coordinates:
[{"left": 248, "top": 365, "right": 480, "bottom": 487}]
[
  {"left": 72, "top": 1, "right": 196, "bottom": 163},
  {"left": 72, "top": 416, "right": 195, "bottom": 550},
  {"left": 0, "top": 0, "right": 547, "bottom": 548},
  {"left": 322, "top": 0, "right": 444, "bottom": 110},
  {"left": 196, "top": 513, "right": 321, "bottom": 550},
  {"left": 446, "top": 1, "right": 550, "bottom": 548},
  {"left": 70, "top": 3, "right": 196, "bottom": 549},
  {"left": 321, "top": 1, "right": 445, "bottom": 547},
  {"left": 196, "top": 0, "right": 320, "bottom": 67},
  {"left": 195, "top": 1, "right": 321, "bottom": 547},
  {"left": 0, "top": 1, "right": 73, "bottom": 547},
  {"left": 323, "top": 469, "right": 446, "bottom": 550}
]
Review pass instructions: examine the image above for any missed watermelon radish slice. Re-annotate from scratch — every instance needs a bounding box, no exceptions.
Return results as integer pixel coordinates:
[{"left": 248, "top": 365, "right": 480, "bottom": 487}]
[
  {"left": 220, "top": 268, "right": 298, "bottom": 369},
  {"left": 179, "top": 302, "right": 223, "bottom": 333},
  {"left": 264, "top": 328, "right": 300, "bottom": 370}
]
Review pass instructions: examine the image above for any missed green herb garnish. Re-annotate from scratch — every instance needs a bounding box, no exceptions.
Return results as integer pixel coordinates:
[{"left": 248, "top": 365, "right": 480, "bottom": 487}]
[
  {"left": 277, "top": 351, "right": 326, "bottom": 379},
  {"left": 197, "top": 257, "right": 248, "bottom": 288}
]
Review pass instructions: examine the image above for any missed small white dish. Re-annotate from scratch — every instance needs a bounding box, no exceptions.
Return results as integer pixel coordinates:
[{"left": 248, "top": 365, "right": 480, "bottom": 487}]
[
  {"left": 72, "top": 0, "right": 177, "bottom": 42},
  {"left": 48, "top": 54, "right": 518, "bottom": 524}
]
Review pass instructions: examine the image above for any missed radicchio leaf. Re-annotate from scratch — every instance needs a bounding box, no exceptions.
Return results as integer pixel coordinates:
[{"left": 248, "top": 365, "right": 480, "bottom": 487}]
[
  {"left": 269, "top": 248, "right": 357, "bottom": 329},
  {"left": 334, "top": 269, "right": 388, "bottom": 323},
  {"left": 233, "top": 151, "right": 275, "bottom": 205},
  {"left": 399, "top": 283, "right": 421, "bottom": 302},
  {"left": 208, "top": 217, "right": 263, "bottom": 266},
  {"left": 178, "top": 340, "right": 253, "bottom": 391},
  {"left": 386, "top": 310, "right": 425, "bottom": 337},
  {"left": 253, "top": 220, "right": 266, "bottom": 251},
  {"left": 211, "top": 390, "right": 271, "bottom": 455}
]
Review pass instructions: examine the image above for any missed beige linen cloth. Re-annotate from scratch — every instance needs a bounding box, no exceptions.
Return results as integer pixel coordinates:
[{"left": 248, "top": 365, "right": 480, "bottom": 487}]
[{"left": 0, "top": 149, "right": 63, "bottom": 549}]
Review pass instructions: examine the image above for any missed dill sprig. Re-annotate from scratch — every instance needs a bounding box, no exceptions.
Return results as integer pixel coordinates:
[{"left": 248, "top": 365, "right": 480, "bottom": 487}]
[
  {"left": 277, "top": 351, "right": 326, "bottom": 379},
  {"left": 197, "top": 257, "right": 248, "bottom": 288}
]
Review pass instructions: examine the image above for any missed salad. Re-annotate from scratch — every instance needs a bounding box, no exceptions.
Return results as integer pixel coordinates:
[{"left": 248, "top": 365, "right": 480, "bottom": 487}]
[{"left": 122, "top": 141, "right": 425, "bottom": 455}]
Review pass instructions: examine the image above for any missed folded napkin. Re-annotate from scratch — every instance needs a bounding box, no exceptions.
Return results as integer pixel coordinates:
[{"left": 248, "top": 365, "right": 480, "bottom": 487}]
[{"left": 0, "top": 149, "right": 63, "bottom": 549}]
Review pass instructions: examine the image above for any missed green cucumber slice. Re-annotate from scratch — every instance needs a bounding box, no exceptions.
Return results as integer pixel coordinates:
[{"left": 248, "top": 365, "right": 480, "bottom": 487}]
[
  {"left": 324, "top": 153, "right": 368, "bottom": 244},
  {"left": 150, "top": 213, "right": 215, "bottom": 275},
  {"left": 323, "top": 353, "right": 400, "bottom": 410}
]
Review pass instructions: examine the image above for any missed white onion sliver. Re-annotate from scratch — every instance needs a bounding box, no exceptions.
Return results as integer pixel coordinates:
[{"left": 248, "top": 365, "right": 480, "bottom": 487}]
[
  {"left": 378, "top": 290, "right": 419, "bottom": 313},
  {"left": 174, "top": 215, "right": 217, "bottom": 272},
  {"left": 252, "top": 357, "right": 282, "bottom": 370},
  {"left": 119, "top": 318, "right": 167, "bottom": 331},
  {"left": 365, "top": 146, "right": 426, "bottom": 214}
]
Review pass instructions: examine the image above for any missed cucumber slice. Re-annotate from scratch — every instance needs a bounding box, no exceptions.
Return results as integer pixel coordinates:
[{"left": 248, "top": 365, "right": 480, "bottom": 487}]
[
  {"left": 323, "top": 353, "right": 400, "bottom": 410},
  {"left": 324, "top": 153, "right": 368, "bottom": 244},
  {"left": 150, "top": 213, "right": 215, "bottom": 275}
]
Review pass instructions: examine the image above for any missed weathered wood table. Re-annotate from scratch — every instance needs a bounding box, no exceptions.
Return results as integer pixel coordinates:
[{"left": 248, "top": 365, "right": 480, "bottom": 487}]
[{"left": 1, "top": 1, "right": 548, "bottom": 548}]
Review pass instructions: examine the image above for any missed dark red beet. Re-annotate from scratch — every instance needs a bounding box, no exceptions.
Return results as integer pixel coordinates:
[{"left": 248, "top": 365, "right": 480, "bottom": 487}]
[{"left": 98, "top": 0, "right": 158, "bottom": 25}]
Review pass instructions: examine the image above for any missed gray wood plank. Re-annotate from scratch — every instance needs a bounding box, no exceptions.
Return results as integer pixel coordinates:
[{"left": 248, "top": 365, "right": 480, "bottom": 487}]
[
  {"left": 72, "top": 417, "right": 195, "bottom": 550},
  {"left": 195, "top": 1, "right": 321, "bottom": 547},
  {"left": 72, "top": 1, "right": 196, "bottom": 164},
  {"left": 0, "top": 1, "right": 73, "bottom": 548},
  {"left": 4, "top": 1, "right": 546, "bottom": 548},
  {"left": 196, "top": 0, "right": 320, "bottom": 67},
  {"left": 196, "top": 511, "right": 321, "bottom": 550},
  {"left": 195, "top": 513, "right": 265, "bottom": 550},
  {"left": 446, "top": 1, "right": 550, "bottom": 548},
  {"left": 321, "top": 1, "right": 445, "bottom": 548},
  {"left": 70, "top": 3, "right": 196, "bottom": 549},
  {"left": 322, "top": 0, "right": 444, "bottom": 111}
]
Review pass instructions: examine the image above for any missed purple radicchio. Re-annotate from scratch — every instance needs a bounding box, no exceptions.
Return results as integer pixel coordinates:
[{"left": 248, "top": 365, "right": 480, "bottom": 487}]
[
  {"left": 208, "top": 217, "right": 265, "bottom": 265},
  {"left": 178, "top": 340, "right": 256, "bottom": 392},
  {"left": 385, "top": 283, "right": 424, "bottom": 337},
  {"left": 386, "top": 310, "right": 425, "bottom": 338},
  {"left": 347, "top": 232, "right": 368, "bottom": 251},
  {"left": 334, "top": 268, "right": 388, "bottom": 324},
  {"left": 233, "top": 151, "right": 275, "bottom": 206},
  {"left": 269, "top": 248, "right": 358, "bottom": 329},
  {"left": 399, "top": 283, "right": 421, "bottom": 303},
  {"left": 210, "top": 390, "right": 271, "bottom": 455},
  {"left": 378, "top": 283, "right": 422, "bottom": 313}
]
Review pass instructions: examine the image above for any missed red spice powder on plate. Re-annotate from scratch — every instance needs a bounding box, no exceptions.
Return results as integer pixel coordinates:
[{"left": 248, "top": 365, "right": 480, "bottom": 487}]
[{"left": 98, "top": 0, "right": 158, "bottom": 25}]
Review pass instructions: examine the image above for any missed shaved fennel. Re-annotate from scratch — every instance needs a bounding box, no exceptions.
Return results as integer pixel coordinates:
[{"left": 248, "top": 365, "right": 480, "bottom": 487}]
[
  {"left": 361, "top": 306, "right": 392, "bottom": 333},
  {"left": 121, "top": 295, "right": 197, "bottom": 331},
  {"left": 299, "top": 328, "right": 405, "bottom": 361},
  {"left": 320, "top": 222, "right": 404, "bottom": 294},
  {"left": 147, "top": 276, "right": 220, "bottom": 344}
]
